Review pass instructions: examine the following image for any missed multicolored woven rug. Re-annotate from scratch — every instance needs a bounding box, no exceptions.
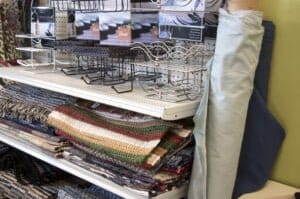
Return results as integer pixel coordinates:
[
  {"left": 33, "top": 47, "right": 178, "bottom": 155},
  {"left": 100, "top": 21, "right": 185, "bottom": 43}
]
[{"left": 48, "top": 104, "right": 177, "bottom": 164}]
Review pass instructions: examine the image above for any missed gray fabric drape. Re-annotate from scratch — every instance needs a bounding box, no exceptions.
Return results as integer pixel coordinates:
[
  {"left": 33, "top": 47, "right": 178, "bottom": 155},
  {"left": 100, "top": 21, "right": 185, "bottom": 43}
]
[{"left": 189, "top": 9, "right": 264, "bottom": 199}]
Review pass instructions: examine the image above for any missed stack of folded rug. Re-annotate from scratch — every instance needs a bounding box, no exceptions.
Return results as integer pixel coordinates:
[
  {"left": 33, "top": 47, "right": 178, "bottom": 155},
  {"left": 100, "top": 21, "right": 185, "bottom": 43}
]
[
  {"left": 0, "top": 142, "right": 67, "bottom": 186},
  {"left": 0, "top": 142, "right": 108, "bottom": 199},
  {"left": 0, "top": 119, "right": 70, "bottom": 158},
  {"left": 57, "top": 185, "right": 123, "bottom": 199},
  {"left": 0, "top": 82, "right": 195, "bottom": 198},
  {"left": 0, "top": 82, "right": 75, "bottom": 134},
  {"left": 48, "top": 103, "right": 179, "bottom": 165},
  {"left": 48, "top": 102, "right": 195, "bottom": 197},
  {"left": 0, "top": 83, "right": 74, "bottom": 157},
  {"left": 0, "top": 171, "right": 59, "bottom": 199}
]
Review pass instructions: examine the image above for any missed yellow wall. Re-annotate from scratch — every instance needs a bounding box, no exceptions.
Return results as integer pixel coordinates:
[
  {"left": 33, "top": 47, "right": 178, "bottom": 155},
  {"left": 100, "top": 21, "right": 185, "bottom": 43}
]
[{"left": 260, "top": 0, "right": 300, "bottom": 187}]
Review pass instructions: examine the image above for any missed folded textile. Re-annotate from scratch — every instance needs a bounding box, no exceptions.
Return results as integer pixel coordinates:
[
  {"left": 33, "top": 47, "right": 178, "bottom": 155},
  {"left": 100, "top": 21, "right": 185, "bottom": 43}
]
[
  {"left": 0, "top": 148, "right": 67, "bottom": 185},
  {"left": 73, "top": 142, "right": 151, "bottom": 174},
  {"left": 0, "top": 1, "right": 20, "bottom": 61},
  {"left": 162, "top": 145, "right": 194, "bottom": 175},
  {"left": 142, "top": 128, "right": 193, "bottom": 170},
  {"left": 0, "top": 97, "right": 53, "bottom": 133},
  {"left": 57, "top": 185, "right": 124, "bottom": 199},
  {"left": 0, "top": 141, "right": 10, "bottom": 155},
  {"left": 57, "top": 186, "right": 105, "bottom": 199},
  {"left": 0, "top": 171, "right": 56, "bottom": 199},
  {"left": 0, "top": 118, "right": 68, "bottom": 157},
  {"left": 48, "top": 104, "right": 177, "bottom": 164},
  {"left": 58, "top": 125, "right": 193, "bottom": 174},
  {"left": 78, "top": 102, "right": 195, "bottom": 169},
  {"left": 205, "top": 9, "right": 264, "bottom": 199},
  {"left": 0, "top": 170, "right": 84, "bottom": 199},
  {"left": 0, "top": 60, "right": 17, "bottom": 67},
  {"left": 0, "top": 83, "right": 75, "bottom": 134},
  {"left": 64, "top": 149, "right": 190, "bottom": 197},
  {"left": 232, "top": 89, "right": 285, "bottom": 199},
  {"left": 87, "top": 185, "right": 124, "bottom": 199},
  {"left": 63, "top": 139, "right": 194, "bottom": 198},
  {"left": 63, "top": 150, "right": 156, "bottom": 191}
]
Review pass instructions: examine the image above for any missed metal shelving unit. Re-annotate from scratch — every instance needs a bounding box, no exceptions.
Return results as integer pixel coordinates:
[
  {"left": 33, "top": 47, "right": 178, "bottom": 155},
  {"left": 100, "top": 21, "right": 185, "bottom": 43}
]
[{"left": 0, "top": 0, "right": 217, "bottom": 197}]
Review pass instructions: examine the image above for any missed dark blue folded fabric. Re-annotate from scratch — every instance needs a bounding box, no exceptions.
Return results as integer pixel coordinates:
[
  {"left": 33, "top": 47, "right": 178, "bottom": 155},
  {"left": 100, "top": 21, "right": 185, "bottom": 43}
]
[
  {"left": 254, "top": 21, "right": 276, "bottom": 102},
  {"left": 232, "top": 21, "right": 285, "bottom": 199},
  {"left": 88, "top": 185, "right": 124, "bottom": 199},
  {"left": 232, "top": 89, "right": 285, "bottom": 198}
]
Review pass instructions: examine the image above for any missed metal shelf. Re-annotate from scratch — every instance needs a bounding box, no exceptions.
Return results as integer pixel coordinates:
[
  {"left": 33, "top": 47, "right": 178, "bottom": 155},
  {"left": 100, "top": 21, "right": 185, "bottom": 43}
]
[
  {"left": 0, "top": 127, "right": 187, "bottom": 199},
  {"left": 0, "top": 67, "right": 200, "bottom": 120}
]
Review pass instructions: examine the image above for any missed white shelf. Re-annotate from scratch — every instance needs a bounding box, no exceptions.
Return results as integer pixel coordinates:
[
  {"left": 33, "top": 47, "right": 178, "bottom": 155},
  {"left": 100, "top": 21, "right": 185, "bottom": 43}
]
[
  {"left": 0, "top": 67, "right": 200, "bottom": 120},
  {"left": 15, "top": 34, "right": 56, "bottom": 40},
  {"left": 16, "top": 47, "right": 52, "bottom": 52},
  {"left": 16, "top": 34, "right": 41, "bottom": 39},
  {"left": 17, "top": 59, "right": 54, "bottom": 67},
  {"left": 55, "top": 59, "right": 71, "bottom": 65},
  {"left": 0, "top": 127, "right": 188, "bottom": 199}
]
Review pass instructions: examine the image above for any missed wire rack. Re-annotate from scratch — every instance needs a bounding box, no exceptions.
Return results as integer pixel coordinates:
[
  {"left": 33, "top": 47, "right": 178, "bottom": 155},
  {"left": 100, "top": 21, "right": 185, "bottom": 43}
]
[
  {"left": 15, "top": 0, "right": 218, "bottom": 103},
  {"left": 50, "top": 0, "right": 221, "bottom": 12},
  {"left": 130, "top": 40, "right": 214, "bottom": 102},
  {"left": 50, "top": 0, "right": 131, "bottom": 12},
  {"left": 53, "top": 40, "right": 214, "bottom": 102}
]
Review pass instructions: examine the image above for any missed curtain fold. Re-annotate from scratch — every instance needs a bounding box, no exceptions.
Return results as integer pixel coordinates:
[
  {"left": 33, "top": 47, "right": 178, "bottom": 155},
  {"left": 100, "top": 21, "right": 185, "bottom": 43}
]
[
  {"left": 189, "top": 8, "right": 264, "bottom": 199},
  {"left": 206, "top": 9, "right": 264, "bottom": 199}
]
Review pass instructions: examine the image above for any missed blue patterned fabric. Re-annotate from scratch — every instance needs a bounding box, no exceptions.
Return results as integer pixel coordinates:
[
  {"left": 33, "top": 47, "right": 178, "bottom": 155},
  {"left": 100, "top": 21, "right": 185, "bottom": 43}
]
[{"left": 88, "top": 185, "right": 124, "bottom": 199}]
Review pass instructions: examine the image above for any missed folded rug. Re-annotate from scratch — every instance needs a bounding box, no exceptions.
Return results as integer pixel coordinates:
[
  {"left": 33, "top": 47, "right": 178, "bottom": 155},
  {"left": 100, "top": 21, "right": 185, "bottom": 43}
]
[
  {"left": 62, "top": 125, "right": 193, "bottom": 173},
  {"left": 0, "top": 148, "right": 67, "bottom": 185},
  {"left": 0, "top": 0, "right": 20, "bottom": 61},
  {"left": 162, "top": 145, "right": 194, "bottom": 175},
  {"left": 142, "top": 128, "right": 193, "bottom": 170},
  {"left": 0, "top": 171, "right": 56, "bottom": 199},
  {"left": 0, "top": 141, "right": 10, "bottom": 155},
  {"left": 0, "top": 83, "right": 75, "bottom": 134},
  {"left": 48, "top": 104, "right": 177, "bottom": 164},
  {"left": 0, "top": 118, "right": 68, "bottom": 158},
  {"left": 57, "top": 185, "right": 124, "bottom": 199}
]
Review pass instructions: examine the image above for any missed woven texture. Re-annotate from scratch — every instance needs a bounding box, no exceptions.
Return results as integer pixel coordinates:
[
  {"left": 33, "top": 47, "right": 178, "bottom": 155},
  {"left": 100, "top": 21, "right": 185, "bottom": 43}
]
[
  {"left": 57, "top": 185, "right": 124, "bottom": 199},
  {"left": 0, "top": 118, "right": 69, "bottom": 158},
  {"left": 0, "top": 145, "right": 67, "bottom": 186},
  {"left": 0, "top": 1, "right": 20, "bottom": 61},
  {"left": 0, "top": 83, "right": 74, "bottom": 134},
  {"left": 63, "top": 145, "right": 192, "bottom": 197},
  {"left": 0, "top": 171, "right": 57, "bottom": 199},
  {"left": 48, "top": 104, "right": 176, "bottom": 164}
]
